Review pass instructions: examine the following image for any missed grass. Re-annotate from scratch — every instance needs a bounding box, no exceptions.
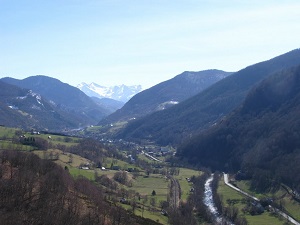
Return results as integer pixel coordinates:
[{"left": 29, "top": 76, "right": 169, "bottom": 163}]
[
  {"left": 68, "top": 167, "right": 95, "bottom": 180},
  {"left": 34, "top": 149, "right": 96, "bottom": 180},
  {"left": 138, "top": 154, "right": 156, "bottom": 163},
  {"left": 121, "top": 173, "right": 170, "bottom": 225},
  {"left": 103, "top": 157, "right": 141, "bottom": 171},
  {"left": 173, "top": 168, "right": 201, "bottom": 202},
  {"left": 0, "top": 141, "right": 34, "bottom": 151},
  {"left": 235, "top": 180, "right": 300, "bottom": 222},
  {"left": 131, "top": 174, "right": 169, "bottom": 197},
  {"left": 134, "top": 206, "right": 169, "bottom": 225},
  {"left": 31, "top": 133, "right": 80, "bottom": 147},
  {"left": 218, "top": 179, "right": 293, "bottom": 225},
  {"left": 0, "top": 127, "right": 18, "bottom": 138},
  {"left": 118, "top": 202, "right": 169, "bottom": 225}
]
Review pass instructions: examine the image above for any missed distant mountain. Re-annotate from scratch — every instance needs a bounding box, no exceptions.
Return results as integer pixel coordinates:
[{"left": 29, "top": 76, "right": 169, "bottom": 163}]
[
  {"left": 77, "top": 82, "right": 142, "bottom": 102},
  {"left": 0, "top": 81, "right": 81, "bottom": 130},
  {"left": 116, "top": 49, "right": 300, "bottom": 145},
  {"left": 100, "top": 70, "right": 232, "bottom": 125},
  {"left": 1, "top": 75, "right": 110, "bottom": 128},
  {"left": 177, "top": 65, "right": 300, "bottom": 192},
  {"left": 91, "top": 97, "right": 124, "bottom": 115}
]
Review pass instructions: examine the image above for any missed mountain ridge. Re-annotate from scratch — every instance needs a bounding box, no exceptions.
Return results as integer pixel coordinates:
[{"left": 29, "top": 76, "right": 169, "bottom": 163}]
[
  {"left": 1, "top": 75, "right": 110, "bottom": 128},
  {"left": 176, "top": 64, "right": 300, "bottom": 192},
  {"left": 0, "top": 80, "right": 81, "bottom": 130},
  {"left": 99, "top": 69, "right": 232, "bottom": 126},
  {"left": 115, "top": 49, "right": 300, "bottom": 145}
]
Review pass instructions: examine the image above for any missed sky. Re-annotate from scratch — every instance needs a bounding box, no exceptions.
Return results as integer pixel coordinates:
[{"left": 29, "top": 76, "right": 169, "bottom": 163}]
[{"left": 1, "top": 0, "right": 300, "bottom": 89}]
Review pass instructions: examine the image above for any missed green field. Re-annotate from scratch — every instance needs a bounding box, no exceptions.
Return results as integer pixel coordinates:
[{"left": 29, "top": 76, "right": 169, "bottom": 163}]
[
  {"left": 235, "top": 180, "right": 300, "bottom": 222},
  {"left": 173, "top": 168, "right": 201, "bottom": 202},
  {"left": 130, "top": 174, "right": 169, "bottom": 197},
  {"left": 125, "top": 173, "right": 170, "bottom": 224},
  {"left": 218, "top": 179, "right": 293, "bottom": 225},
  {"left": 103, "top": 157, "right": 141, "bottom": 171},
  {"left": 0, "top": 127, "right": 18, "bottom": 138}
]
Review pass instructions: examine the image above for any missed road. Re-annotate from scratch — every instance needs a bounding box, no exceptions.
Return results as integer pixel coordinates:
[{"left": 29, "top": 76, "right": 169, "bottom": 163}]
[
  {"left": 223, "top": 173, "right": 300, "bottom": 225},
  {"left": 223, "top": 173, "right": 259, "bottom": 201},
  {"left": 142, "top": 151, "right": 161, "bottom": 162},
  {"left": 169, "top": 176, "right": 180, "bottom": 209}
]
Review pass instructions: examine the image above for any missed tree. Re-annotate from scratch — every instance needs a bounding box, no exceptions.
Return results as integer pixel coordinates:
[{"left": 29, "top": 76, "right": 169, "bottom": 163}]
[{"left": 151, "top": 190, "right": 156, "bottom": 196}]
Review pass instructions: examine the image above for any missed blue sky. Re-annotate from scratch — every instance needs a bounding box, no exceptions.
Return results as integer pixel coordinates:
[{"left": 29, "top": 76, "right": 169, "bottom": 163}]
[{"left": 1, "top": 0, "right": 300, "bottom": 89}]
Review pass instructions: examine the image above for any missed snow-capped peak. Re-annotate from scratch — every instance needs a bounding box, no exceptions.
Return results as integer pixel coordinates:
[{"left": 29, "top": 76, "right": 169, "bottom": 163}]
[{"left": 77, "top": 82, "right": 142, "bottom": 103}]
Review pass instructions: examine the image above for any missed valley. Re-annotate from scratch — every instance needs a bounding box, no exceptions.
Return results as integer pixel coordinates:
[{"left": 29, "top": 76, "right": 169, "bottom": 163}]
[
  {"left": 1, "top": 49, "right": 300, "bottom": 224},
  {"left": 1, "top": 126, "right": 300, "bottom": 225}
]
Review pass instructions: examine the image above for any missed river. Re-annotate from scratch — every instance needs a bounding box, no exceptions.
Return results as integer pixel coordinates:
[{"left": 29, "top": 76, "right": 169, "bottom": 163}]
[
  {"left": 203, "top": 174, "right": 223, "bottom": 223},
  {"left": 203, "top": 174, "right": 234, "bottom": 224}
]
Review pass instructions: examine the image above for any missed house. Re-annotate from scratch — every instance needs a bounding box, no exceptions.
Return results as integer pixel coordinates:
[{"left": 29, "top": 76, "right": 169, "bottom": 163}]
[
  {"left": 120, "top": 198, "right": 129, "bottom": 204},
  {"left": 160, "top": 147, "right": 171, "bottom": 155},
  {"left": 81, "top": 166, "right": 89, "bottom": 170}
]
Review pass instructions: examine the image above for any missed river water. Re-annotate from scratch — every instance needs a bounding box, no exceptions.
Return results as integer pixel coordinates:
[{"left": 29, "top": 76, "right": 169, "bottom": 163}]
[{"left": 203, "top": 174, "right": 224, "bottom": 224}]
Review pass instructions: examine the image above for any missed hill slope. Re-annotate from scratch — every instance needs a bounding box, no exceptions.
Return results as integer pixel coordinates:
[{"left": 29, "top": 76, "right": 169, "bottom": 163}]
[
  {"left": 0, "top": 81, "right": 80, "bottom": 130},
  {"left": 0, "top": 150, "right": 161, "bottom": 225},
  {"left": 116, "top": 49, "right": 300, "bottom": 145},
  {"left": 1, "top": 75, "right": 109, "bottom": 126},
  {"left": 91, "top": 97, "right": 124, "bottom": 115},
  {"left": 100, "top": 70, "right": 232, "bottom": 125},
  {"left": 177, "top": 65, "right": 300, "bottom": 192}
]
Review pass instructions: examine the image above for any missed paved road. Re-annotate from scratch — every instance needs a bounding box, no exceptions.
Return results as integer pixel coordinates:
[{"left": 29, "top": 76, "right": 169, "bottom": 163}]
[
  {"left": 224, "top": 173, "right": 259, "bottom": 201},
  {"left": 142, "top": 151, "right": 161, "bottom": 162},
  {"left": 223, "top": 173, "right": 300, "bottom": 225}
]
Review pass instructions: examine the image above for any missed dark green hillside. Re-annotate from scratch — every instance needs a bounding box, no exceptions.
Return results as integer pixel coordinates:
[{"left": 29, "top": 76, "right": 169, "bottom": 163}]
[
  {"left": 177, "top": 65, "right": 300, "bottom": 192},
  {"left": 0, "top": 81, "right": 91, "bottom": 130},
  {"left": 0, "top": 81, "right": 31, "bottom": 128},
  {"left": 100, "top": 70, "right": 231, "bottom": 125},
  {"left": 117, "top": 49, "right": 300, "bottom": 145},
  {"left": 1, "top": 75, "right": 109, "bottom": 125}
]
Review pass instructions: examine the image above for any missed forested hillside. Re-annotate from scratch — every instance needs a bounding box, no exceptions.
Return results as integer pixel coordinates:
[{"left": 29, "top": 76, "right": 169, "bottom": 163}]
[
  {"left": 0, "top": 150, "right": 160, "bottom": 225},
  {"left": 116, "top": 49, "right": 300, "bottom": 145},
  {"left": 100, "top": 70, "right": 231, "bottom": 125},
  {"left": 177, "top": 65, "right": 300, "bottom": 193}
]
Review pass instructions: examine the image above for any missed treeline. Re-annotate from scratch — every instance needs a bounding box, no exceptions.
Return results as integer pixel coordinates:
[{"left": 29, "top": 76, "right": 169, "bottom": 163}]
[
  {"left": 0, "top": 150, "right": 160, "bottom": 225},
  {"left": 177, "top": 65, "right": 300, "bottom": 193}
]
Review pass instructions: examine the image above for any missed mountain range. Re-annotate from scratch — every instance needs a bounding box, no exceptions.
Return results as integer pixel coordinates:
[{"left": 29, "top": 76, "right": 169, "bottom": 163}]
[
  {"left": 114, "top": 49, "right": 300, "bottom": 145},
  {"left": 99, "top": 70, "right": 232, "bottom": 126},
  {"left": 77, "top": 82, "right": 142, "bottom": 103},
  {"left": 0, "top": 80, "right": 82, "bottom": 130},
  {"left": 0, "top": 76, "right": 112, "bottom": 130},
  {"left": 177, "top": 64, "right": 300, "bottom": 192},
  {"left": 1, "top": 48, "right": 300, "bottom": 145}
]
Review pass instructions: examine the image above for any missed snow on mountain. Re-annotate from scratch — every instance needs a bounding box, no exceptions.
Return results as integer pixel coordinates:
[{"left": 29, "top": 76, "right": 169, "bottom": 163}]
[{"left": 77, "top": 82, "right": 142, "bottom": 102}]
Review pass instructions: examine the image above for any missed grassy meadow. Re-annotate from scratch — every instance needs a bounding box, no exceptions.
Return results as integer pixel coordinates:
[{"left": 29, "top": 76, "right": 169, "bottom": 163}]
[{"left": 218, "top": 178, "right": 294, "bottom": 225}]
